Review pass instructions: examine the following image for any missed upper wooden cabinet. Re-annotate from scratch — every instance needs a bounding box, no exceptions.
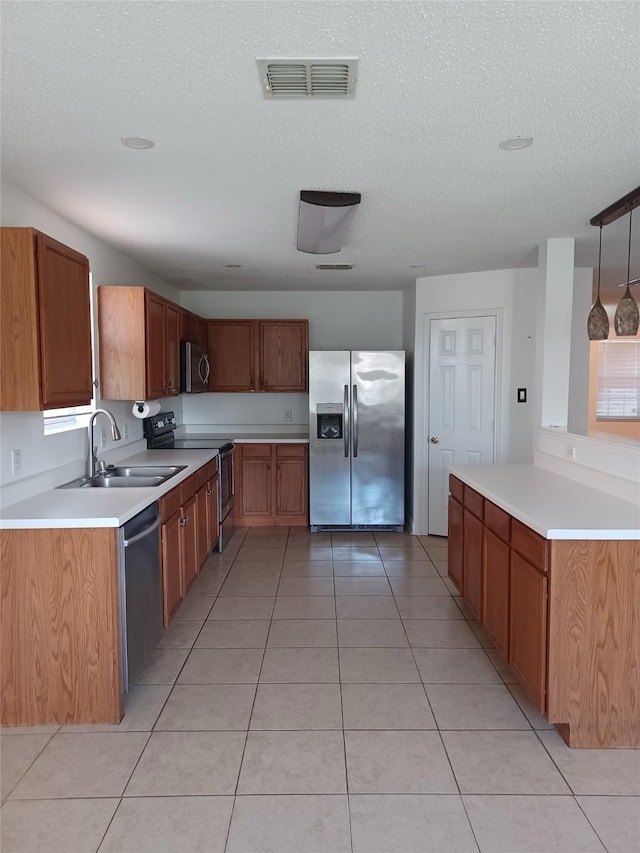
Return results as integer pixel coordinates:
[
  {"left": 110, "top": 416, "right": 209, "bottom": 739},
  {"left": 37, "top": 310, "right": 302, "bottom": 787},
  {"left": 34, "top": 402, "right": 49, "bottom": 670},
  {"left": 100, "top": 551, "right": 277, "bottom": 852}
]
[
  {"left": 1, "top": 228, "right": 92, "bottom": 411},
  {"left": 98, "top": 286, "right": 181, "bottom": 400},
  {"left": 208, "top": 319, "right": 308, "bottom": 392},
  {"left": 181, "top": 309, "right": 208, "bottom": 347}
]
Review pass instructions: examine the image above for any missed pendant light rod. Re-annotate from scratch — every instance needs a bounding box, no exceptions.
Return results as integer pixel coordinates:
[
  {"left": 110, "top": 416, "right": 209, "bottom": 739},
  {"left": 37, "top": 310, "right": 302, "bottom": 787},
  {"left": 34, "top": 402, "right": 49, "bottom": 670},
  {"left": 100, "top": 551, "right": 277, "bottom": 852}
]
[
  {"left": 626, "top": 207, "right": 633, "bottom": 285},
  {"left": 590, "top": 185, "right": 640, "bottom": 227},
  {"left": 596, "top": 225, "right": 603, "bottom": 298}
]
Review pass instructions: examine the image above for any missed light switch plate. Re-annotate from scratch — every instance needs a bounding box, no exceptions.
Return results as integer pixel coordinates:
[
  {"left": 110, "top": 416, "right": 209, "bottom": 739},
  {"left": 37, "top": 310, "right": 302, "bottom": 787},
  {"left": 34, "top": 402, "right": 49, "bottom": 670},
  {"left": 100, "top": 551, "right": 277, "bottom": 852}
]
[{"left": 517, "top": 388, "right": 527, "bottom": 403}]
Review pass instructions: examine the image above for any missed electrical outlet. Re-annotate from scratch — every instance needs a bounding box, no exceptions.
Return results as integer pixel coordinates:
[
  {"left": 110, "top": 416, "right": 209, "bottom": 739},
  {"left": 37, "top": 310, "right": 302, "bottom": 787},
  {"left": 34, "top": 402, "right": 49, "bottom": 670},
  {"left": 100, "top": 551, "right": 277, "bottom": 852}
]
[
  {"left": 122, "top": 422, "right": 129, "bottom": 440},
  {"left": 100, "top": 428, "right": 107, "bottom": 448},
  {"left": 284, "top": 409, "right": 293, "bottom": 422},
  {"left": 11, "top": 449, "right": 21, "bottom": 476},
  {"left": 566, "top": 445, "right": 576, "bottom": 461}
]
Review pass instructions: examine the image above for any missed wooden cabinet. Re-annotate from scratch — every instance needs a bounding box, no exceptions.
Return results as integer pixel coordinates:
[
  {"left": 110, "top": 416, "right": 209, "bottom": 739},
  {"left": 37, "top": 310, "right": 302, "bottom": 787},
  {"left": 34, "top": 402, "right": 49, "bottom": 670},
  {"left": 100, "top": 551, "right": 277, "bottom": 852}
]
[
  {"left": 1, "top": 526, "right": 122, "bottom": 725},
  {"left": 510, "top": 551, "right": 548, "bottom": 710},
  {"left": 1, "top": 228, "right": 92, "bottom": 411},
  {"left": 98, "top": 286, "right": 181, "bottom": 400},
  {"left": 180, "top": 493, "right": 198, "bottom": 593},
  {"left": 195, "top": 483, "right": 209, "bottom": 569},
  {"left": 483, "top": 527, "right": 510, "bottom": 658},
  {"left": 206, "top": 473, "right": 220, "bottom": 552},
  {"left": 161, "top": 509, "right": 182, "bottom": 627},
  {"left": 462, "top": 487, "right": 483, "bottom": 621},
  {"left": 447, "top": 494, "right": 464, "bottom": 593},
  {"left": 181, "top": 310, "right": 208, "bottom": 347},
  {"left": 235, "top": 443, "right": 308, "bottom": 526},
  {"left": 207, "top": 319, "right": 308, "bottom": 392}
]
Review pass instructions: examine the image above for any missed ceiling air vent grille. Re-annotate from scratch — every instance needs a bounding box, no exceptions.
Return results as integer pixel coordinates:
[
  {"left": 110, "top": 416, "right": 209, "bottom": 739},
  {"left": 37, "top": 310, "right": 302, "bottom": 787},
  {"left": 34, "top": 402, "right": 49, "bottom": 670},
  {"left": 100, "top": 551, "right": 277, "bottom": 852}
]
[{"left": 257, "top": 58, "right": 358, "bottom": 99}]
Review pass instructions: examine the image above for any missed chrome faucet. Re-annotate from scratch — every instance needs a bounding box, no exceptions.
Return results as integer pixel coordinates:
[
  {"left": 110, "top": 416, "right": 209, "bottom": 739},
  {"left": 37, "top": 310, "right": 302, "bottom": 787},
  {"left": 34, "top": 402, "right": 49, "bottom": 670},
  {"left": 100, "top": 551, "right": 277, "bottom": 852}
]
[{"left": 87, "top": 408, "right": 122, "bottom": 478}]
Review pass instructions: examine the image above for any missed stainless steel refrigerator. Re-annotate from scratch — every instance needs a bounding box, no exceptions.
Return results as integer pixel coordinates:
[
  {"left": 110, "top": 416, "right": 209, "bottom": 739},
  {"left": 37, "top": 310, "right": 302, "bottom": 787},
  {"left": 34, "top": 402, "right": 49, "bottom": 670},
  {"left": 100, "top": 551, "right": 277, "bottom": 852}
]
[{"left": 309, "top": 350, "right": 405, "bottom": 530}]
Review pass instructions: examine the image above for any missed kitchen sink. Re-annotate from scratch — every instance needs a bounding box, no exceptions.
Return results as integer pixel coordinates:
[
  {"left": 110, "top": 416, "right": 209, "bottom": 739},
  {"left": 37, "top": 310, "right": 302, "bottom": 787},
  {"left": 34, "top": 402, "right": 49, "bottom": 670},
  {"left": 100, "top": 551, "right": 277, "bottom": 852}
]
[{"left": 57, "top": 465, "right": 187, "bottom": 489}]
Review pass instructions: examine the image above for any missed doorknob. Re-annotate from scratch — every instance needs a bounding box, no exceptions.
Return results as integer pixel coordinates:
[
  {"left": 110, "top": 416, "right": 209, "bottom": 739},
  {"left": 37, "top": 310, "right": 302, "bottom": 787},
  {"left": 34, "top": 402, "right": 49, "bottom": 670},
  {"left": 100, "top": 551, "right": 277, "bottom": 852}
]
[{"left": 430, "top": 436, "right": 439, "bottom": 444}]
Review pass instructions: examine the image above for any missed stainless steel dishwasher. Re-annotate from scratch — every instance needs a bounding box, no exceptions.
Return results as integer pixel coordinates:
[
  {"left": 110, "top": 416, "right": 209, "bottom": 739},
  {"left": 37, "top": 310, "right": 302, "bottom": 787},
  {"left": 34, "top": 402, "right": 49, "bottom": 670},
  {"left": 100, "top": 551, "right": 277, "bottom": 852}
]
[{"left": 119, "top": 502, "right": 163, "bottom": 691}]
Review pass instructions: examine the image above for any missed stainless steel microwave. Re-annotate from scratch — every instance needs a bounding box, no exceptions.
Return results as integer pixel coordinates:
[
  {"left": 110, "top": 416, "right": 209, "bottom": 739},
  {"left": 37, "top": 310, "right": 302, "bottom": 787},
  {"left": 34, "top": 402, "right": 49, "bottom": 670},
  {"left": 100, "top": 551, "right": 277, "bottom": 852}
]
[{"left": 180, "top": 341, "right": 210, "bottom": 393}]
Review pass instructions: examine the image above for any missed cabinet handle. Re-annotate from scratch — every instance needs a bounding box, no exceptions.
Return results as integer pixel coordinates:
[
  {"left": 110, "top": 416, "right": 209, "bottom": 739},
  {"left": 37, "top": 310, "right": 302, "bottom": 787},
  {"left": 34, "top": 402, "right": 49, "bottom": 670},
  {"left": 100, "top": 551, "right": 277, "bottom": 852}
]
[{"left": 206, "top": 490, "right": 212, "bottom": 497}]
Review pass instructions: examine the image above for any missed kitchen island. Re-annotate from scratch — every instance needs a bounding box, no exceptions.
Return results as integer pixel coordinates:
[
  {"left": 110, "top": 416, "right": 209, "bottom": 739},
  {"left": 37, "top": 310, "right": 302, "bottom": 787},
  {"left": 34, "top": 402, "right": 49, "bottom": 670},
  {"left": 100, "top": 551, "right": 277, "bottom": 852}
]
[{"left": 448, "top": 464, "right": 640, "bottom": 748}]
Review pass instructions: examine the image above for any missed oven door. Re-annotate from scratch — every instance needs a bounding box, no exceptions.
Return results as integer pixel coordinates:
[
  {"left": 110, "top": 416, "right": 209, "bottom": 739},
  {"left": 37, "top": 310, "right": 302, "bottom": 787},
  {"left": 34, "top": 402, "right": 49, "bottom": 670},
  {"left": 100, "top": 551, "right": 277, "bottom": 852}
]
[{"left": 218, "top": 445, "right": 234, "bottom": 521}]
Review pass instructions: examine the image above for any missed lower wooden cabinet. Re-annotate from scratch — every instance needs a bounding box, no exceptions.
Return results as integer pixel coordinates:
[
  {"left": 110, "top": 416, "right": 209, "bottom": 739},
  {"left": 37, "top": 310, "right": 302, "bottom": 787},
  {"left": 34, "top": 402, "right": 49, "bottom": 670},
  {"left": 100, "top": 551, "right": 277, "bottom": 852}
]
[
  {"left": 463, "top": 508, "right": 483, "bottom": 621},
  {"left": 235, "top": 443, "right": 308, "bottom": 526},
  {"left": 509, "top": 551, "right": 548, "bottom": 710},
  {"left": 482, "top": 528, "right": 510, "bottom": 658},
  {"left": 160, "top": 459, "right": 219, "bottom": 627},
  {"left": 447, "top": 496, "right": 464, "bottom": 593}
]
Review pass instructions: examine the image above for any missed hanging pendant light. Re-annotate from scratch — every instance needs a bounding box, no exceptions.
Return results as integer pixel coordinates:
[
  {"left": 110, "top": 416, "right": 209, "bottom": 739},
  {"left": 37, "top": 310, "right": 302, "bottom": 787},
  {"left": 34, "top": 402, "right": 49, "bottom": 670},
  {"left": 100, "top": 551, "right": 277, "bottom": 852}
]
[
  {"left": 614, "top": 208, "right": 639, "bottom": 336},
  {"left": 587, "top": 225, "right": 609, "bottom": 340}
]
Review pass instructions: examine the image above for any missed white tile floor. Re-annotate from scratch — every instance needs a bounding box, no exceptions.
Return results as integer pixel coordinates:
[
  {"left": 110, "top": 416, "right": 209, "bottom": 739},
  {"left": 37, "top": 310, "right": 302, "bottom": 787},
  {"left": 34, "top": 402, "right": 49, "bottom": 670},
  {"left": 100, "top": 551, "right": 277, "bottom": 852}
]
[{"left": 2, "top": 527, "right": 639, "bottom": 852}]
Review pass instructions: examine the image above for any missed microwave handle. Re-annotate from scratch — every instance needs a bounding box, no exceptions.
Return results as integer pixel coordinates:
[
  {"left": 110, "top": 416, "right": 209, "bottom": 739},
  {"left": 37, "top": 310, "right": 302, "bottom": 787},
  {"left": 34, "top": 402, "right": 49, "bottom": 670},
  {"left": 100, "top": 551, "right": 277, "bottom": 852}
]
[{"left": 199, "top": 353, "right": 210, "bottom": 385}]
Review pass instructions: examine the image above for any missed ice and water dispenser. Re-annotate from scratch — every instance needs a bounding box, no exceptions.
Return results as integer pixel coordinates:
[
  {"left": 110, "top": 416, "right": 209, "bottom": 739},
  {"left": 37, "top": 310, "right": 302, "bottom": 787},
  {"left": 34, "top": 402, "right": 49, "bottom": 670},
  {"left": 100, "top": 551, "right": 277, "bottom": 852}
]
[{"left": 316, "top": 403, "right": 343, "bottom": 440}]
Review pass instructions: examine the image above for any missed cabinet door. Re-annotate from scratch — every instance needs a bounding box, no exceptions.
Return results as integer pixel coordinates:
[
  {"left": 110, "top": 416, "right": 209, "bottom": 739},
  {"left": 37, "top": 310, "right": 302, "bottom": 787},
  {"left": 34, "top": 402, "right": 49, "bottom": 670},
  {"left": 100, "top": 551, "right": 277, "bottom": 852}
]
[
  {"left": 258, "top": 320, "right": 308, "bottom": 391},
  {"left": 165, "top": 302, "right": 181, "bottom": 397},
  {"left": 145, "top": 291, "right": 167, "bottom": 398},
  {"left": 463, "top": 509, "right": 483, "bottom": 620},
  {"left": 208, "top": 320, "right": 256, "bottom": 391},
  {"left": 275, "top": 457, "right": 307, "bottom": 517},
  {"left": 195, "top": 483, "right": 209, "bottom": 569},
  {"left": 238, "top": 445, "right": 273, "bottom": 519},
  {"left": 483, "top": 528, "right": 510, "bottom": 659},
  {"left": 180, "top": 495, "right": 198, "bottom": 592},
  {"left": 207, "top": 474, "right": 220, "bottom": 552},
  {"left": 161, "top": 511, "right": 182, "bottom": 627},
  {"left": 447, "top": 496, "right": 464, "bottom": 593},
  {"left": 36, "top": 232, "right": 93, "bottom": 408},
  {"left": 510, "top": 551, "right": 548, "bottom": 712}
]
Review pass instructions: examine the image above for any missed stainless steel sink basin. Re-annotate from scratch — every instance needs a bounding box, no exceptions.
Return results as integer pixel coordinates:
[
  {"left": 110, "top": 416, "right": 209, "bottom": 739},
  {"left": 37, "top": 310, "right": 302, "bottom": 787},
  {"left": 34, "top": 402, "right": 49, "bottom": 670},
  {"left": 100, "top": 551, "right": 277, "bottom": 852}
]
[{"left": 57, "top": 465, "right": 187, "bottom": 489}]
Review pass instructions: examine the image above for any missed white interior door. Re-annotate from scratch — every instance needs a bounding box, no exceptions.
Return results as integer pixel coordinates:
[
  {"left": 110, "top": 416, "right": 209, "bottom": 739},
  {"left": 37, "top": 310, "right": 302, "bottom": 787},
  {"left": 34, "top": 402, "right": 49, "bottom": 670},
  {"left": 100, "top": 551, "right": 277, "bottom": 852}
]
[{"left": 427, "top": 315, "right": 497, "bottom": 535}]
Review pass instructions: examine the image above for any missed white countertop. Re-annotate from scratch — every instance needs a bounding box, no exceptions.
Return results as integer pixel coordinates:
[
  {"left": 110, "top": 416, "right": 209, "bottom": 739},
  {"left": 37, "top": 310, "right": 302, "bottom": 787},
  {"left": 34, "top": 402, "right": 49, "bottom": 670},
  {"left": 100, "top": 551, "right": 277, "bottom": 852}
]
[
  {"left": 0, "top": 449, "right": 219, "bottom": 530},
  {"left": 179, "top": 429, "right": 309, "bottom": 444},
  {"left": 450, "top": 464, "right": 640, "bottom": 540}
]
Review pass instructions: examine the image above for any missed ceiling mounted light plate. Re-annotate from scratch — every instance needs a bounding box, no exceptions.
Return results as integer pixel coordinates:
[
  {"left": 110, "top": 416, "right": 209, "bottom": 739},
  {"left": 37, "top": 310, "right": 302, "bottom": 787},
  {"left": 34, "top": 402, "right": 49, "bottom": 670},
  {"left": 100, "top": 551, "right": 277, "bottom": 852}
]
[
  {"left": 316, "top": 263, "right": 353, "bottom": 270},
  {"left": 257, "top": 58, "right": 358, "bottom": 98},
  {"left": 121, "top": 136, "right": 154, "bottom": 149},
  {"left": 297, "top": 190, "right": 361, "bottom": 255},
  {"left": 498, "top": 136, "right": 533, "bottom": 151}
]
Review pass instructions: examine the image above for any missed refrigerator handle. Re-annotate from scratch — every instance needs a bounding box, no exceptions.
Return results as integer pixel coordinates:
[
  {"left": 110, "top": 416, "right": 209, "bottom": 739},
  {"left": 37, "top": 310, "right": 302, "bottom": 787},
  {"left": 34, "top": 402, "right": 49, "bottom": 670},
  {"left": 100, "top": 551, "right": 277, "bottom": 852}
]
[
  {"left": 352, "top": 384, "right": 358, "bottom": 458},
  {"left": 343, "top": 384, "right": 350, "bottom": 458}
]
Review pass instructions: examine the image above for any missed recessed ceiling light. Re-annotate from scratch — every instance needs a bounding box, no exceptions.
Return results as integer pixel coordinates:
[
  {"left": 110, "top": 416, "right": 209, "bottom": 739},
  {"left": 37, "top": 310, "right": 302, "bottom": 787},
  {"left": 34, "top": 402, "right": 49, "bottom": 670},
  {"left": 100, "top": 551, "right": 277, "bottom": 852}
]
[
  {"left": 225, "top": 264, "right": 242, "bottom": 268},
  {"left": 499, "top": 136, "right": 533, "bottom": 151},
  {"left": 120, "top": 136, "right": 155, "bottom": 149}
]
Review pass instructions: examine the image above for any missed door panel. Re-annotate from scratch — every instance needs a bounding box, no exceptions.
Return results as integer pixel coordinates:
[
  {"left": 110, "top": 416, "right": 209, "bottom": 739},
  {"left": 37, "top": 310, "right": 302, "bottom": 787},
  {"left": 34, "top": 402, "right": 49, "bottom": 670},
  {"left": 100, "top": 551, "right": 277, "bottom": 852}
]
[
  {"left": 309, "top": 351, "right": 351, "bottom": 526},
  {"left": 428, "top": 316, "right": 497, "bottom": 535},
  {"left": 351, "top": 351, "right": 405, "bottom": 526}
]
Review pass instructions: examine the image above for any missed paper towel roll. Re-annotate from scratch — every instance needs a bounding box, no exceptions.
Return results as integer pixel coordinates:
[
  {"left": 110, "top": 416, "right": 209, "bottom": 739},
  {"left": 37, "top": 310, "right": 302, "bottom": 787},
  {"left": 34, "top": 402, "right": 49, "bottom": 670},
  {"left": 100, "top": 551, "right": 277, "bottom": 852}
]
[{"left": 132, "top": 400, "right": 162, "bottom": 419}]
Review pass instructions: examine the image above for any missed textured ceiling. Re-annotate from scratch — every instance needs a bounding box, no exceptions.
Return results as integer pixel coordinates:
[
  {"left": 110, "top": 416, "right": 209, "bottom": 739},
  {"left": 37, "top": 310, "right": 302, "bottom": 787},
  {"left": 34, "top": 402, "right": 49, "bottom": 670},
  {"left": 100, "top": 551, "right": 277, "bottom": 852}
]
[{"left": 1, "top": 1, "right": 639, "bottom": 292}]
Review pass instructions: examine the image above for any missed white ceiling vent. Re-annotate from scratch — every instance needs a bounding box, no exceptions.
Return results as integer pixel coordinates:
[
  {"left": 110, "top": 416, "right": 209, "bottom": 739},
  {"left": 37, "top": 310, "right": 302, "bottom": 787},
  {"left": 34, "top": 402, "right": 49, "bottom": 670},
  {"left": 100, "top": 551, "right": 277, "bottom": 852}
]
[{"left": 257, "top": 58, "right": 358, "bottom": 99}]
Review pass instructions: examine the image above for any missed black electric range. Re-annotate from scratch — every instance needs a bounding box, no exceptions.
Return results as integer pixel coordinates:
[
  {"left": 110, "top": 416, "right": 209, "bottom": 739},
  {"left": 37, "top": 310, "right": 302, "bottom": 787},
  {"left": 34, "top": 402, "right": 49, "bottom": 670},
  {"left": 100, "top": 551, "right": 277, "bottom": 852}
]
[{"left": 142, "top": 411, "right": 234, "bottom": 551}]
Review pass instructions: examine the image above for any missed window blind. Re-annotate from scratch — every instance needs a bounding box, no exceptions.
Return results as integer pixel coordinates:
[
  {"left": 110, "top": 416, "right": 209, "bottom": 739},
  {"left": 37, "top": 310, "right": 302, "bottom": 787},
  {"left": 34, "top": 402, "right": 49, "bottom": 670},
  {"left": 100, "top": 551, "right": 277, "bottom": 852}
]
[{"left": 596, "top": 340, "right": 640, "bottom": 420}]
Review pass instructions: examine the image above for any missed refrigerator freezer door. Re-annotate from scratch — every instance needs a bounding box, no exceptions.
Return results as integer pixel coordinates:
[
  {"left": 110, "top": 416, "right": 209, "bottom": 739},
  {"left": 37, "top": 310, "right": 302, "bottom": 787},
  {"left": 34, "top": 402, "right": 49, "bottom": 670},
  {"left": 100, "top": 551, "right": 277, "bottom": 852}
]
[
  {"left": 351, "top": 351, "right": 405, "bottom": 526},
  {"left": 309, "top": 351, "right": 351, "bottom": 526}
]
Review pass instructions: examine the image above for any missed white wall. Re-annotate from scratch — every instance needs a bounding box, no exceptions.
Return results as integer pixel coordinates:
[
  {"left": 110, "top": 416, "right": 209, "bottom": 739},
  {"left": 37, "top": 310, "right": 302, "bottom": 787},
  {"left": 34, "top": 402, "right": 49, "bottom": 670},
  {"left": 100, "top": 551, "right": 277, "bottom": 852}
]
[
  {"left": 181, "top": 289, "right": 403, "bottom": 428},
  {"left": 410, "top": 268, "right": 538, "bottom": 533},
  {"left": 0, "top": 180, "right": 179, "bottom": 504}
]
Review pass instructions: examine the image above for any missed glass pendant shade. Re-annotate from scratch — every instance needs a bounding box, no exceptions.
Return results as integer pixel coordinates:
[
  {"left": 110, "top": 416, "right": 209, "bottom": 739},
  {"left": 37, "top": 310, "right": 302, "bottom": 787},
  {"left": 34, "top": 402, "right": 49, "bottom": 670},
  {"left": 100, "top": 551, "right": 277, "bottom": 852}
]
[
  {"left": 587, "top": 225, "right": 609, "bottom": 340},
  {"left": 614, "top": 285, "right": 639, "bottom": 336},
  {"left": 614, "top": 208, "right": 639, "bottom": 336},
  {"left": 587, "top": 297, "right": 610, "bottom": 340}
]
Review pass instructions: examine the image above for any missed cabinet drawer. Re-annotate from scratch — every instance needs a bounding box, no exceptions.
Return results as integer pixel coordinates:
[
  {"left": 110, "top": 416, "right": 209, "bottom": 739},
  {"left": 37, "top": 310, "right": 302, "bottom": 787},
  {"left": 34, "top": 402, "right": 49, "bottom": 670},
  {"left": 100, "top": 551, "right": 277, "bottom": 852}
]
[
  {"left": 463, "top": 485, "right": 484, "bottom": 520},
  {"left": 195, "top": 459, "right": 217, "bottom": 490},
  {"left": 276, "top": 443, "right": 307, "bottom": 458},
  {"left": 511, "top": 518, "right": 549, "bottom": 573},
  {"left": 180, "top": 474, "right": 197, "bottom": 505},
  {"left": 160, "top": 486, "right": 182, "bottom": 522},
  {"left": 484, "top": 500, "right": 511, "bottom": 543},
  {"left": 240, "top": 444, "right": 272, "bottom": 458},
  {"left": 449, "top": 475, "right": 464, "bottom": 503}
]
